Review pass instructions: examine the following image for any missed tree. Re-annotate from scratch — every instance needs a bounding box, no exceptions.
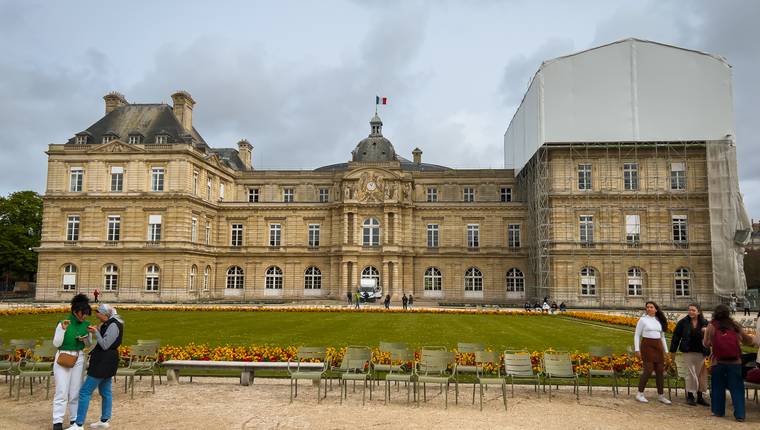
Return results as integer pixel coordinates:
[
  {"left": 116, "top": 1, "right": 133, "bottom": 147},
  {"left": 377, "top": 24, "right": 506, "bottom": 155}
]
[{"left": 0, "top": 191, "right": 43, "bottom": 280}]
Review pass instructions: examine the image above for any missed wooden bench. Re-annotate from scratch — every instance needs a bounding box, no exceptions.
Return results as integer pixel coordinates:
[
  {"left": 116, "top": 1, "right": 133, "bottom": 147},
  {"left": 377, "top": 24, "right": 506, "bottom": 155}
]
[{"left": 163, "top": 360, "right": 324, "bottom": 386}]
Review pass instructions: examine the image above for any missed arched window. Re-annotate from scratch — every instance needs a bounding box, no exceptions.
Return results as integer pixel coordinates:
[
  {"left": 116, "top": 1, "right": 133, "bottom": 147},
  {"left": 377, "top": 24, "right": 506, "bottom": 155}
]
[
  {"left": 304, "top": 266, "right": 322, "bottom": 290},
  {"left": 361, "top": 266, "right": 380, "bottom": 288},
  {"left": 189, "top": 265, "right": 197, "bottom": 290},
  {"left": 103, "top": 264, "right": 118, "bottom": 291},
  {"left": 580, "top": 267, "right": 596, "bottom": 296},
  {"left": 226, "top": 266, "right": 244, "bottom": 289},
  {"left": 424, "top": 267, "right": 442, "bottom": 291},
  {"left": 506, "top": 268, "right": 524, "bottom": 292},
  {"left": 464, "top": 267, "right": 483, "bottom": 292},
  {"left": 674, "top": 267, "right": 690, "bottom": 297},
  {"left": 362, "top": 218, "right": 380, "bottom": 246},
  {"left": 145, "top": 264, "right": 160, "bottom": 291},
  {"left": 265, "top": 266, "right": 283, "bottom": 290},
  {"left": 627, "top": 267, "right": 643, "bottom": 296},
  {"left": 62, "top": 264, "right": 77, "bottom": 291},
  {"left": 203, "top": 266, "right": 211, "bottom": 291}
]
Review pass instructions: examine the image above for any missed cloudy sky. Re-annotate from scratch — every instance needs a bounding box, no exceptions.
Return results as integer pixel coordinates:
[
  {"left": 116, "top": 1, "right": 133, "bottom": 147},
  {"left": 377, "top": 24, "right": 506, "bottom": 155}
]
[{"left": 1, "top": 0, "right": 758, "bottom": 216}]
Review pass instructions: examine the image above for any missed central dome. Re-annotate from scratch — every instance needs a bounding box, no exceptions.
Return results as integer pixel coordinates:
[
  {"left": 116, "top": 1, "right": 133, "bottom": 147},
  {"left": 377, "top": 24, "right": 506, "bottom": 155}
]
[{"left": 351, "top": 114, "right": 397, "bottom": 162}]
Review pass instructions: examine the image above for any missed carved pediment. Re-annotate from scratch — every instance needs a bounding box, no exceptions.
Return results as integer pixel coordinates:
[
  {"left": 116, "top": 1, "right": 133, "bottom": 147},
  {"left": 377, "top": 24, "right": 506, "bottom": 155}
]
[{"left": 88, "top": 140, "right": 146, "bottom": 154}]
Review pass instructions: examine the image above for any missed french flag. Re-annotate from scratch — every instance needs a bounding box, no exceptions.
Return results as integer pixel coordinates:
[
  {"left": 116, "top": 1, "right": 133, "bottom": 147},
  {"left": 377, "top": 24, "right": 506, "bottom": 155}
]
[{"left": 375, "top": 96, "right": 388, "bottom": 105}]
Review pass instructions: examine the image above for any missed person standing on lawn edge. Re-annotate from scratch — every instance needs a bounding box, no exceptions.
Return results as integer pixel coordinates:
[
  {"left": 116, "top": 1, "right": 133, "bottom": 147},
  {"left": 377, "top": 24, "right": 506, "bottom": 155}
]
[
  {"left": 52, "top": 294, "right": 92, "bottom": 430},
  {"left": 67, "top": 304, "right": 124, "bottom": 430},
  {"left": 633, "top": 301, "right": 671, "bottom": 405},
  {"left": 668, "top": 303, "right": 709, "bottom": 406}
]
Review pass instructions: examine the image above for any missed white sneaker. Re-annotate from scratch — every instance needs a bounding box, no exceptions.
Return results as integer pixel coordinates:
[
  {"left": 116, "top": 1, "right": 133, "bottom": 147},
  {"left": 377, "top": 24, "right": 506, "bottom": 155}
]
[
  {"left": 635, "top": 392, "right": 648, "bottom": 403},
  {"left": 90, "top": 421, "right": 110, "bottom": 429},
  {"left": 658, "top": 395, "right": 672, "bottom": 405},
  {"left": 65, "top": 424, "right": 83, "bottom": 430}
]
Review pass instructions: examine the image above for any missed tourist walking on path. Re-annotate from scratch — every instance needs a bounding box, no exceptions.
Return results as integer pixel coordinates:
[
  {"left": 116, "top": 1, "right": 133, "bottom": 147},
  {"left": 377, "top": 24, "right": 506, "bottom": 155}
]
[
  {"left": 668, "top": 303, "right": 709, "bottom": 406},
  {"left": 347, "top": 291, "right": 352, "bottom": 305},
  {"left": 408, "top": 294, "right": 413, "bottom": 310},
  {"left": 92, "top": 289, "right": 100, "bottom": 303},
  {"left": 67, "top": 304, "right": 124, "bottom": 430},
  {"left": 743, "top": 298, "right": 751, "bottom": 316},
  {"left": 634, "top": 301, "right": 671, "bottom": 405},
  {"left": 401, "top": 294, "right": 408, "bottom": 310},
  {"left": 383, "top": 294, "right": 390, "bottom": 309},
  {"left": 354, "top": 291, "right": 360, "bottom": 309},
  {"left": 52, "top": 294, "right": 92, "bottom": 430},
  {"left": 703, "top": 304, "right": 755, "bottom": 422},
  {"left": 730, "top": 293, "right": 738, "bottom": 315}
]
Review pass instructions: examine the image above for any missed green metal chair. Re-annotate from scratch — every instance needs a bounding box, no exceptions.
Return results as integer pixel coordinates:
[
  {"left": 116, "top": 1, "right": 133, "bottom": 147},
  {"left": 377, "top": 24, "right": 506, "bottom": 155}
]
[
  {"left": 373, "top": 342, "right": 408, "bottom": 386},
  {"left": 115, "top": 344, "right": 157, "bottom": 399},
  {"left": 542, "top": 350, "right": 580, "bottom": 401},
  {"left": 503, "top": 350, "right": 540, "bottom": 397},
  {"left": 472, "top": 350, "right": 507, "bottom": 411},
  {"left": 415, "top": 350, "right": 458, "bottom": 409},
  {"left": 384, "top": 348, "right": 416, "bottom": 405},
  {"left": 15, "top": 344, "right": 56, "bottom": 400},
  {"left": 136, "top": 339, "right": 163, "bottom": 385},
  {"left": 587, "top": 346, "right": 618, "bottom": 397},
  {"left": 287, "top": 347, "right": 328, "bottom": 404},
  {"left": 339, "top": 346, "right": 373, "bottom": 405},
  {"left": 456, "top": 342, "right": 485, "bottom": 381}
]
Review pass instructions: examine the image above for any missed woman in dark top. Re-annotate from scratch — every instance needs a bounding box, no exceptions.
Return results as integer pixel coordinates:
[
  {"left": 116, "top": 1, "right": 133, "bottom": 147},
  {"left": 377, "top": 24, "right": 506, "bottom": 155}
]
[
  {"left": 668, "top": 303, "right": 709, "bottom": 406},
  {"left": 68, "top": 304, "right": 124, "bottom": 430}
]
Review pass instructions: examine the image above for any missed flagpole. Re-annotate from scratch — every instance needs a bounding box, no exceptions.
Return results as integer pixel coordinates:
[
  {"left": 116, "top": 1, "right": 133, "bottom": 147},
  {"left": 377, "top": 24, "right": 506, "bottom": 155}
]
[{"left": 375, "top": 96, "right": 378, "bottom": 115}]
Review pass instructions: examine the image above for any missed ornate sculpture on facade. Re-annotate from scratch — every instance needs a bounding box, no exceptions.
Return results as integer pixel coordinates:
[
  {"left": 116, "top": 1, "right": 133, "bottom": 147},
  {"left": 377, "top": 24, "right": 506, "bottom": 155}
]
[{"left": 357, "top": 171, "right": 384, "bottom": 202}]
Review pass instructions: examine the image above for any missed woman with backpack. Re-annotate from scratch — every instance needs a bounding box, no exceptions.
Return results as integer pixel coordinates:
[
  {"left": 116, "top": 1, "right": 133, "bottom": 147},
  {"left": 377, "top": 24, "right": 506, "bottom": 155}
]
[
  {"left": 633, "top": 301, "right": 671, "bottom": 404},
  {"left": 668, "top": 303, "right": 709, "bottom": 406},
  {"left": 703, "top": 304, "right": 755, "bottom": 422}
]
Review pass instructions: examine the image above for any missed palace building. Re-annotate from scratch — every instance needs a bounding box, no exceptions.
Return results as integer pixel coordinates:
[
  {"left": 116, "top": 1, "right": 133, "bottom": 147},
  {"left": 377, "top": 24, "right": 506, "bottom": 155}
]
[{"left": 35, "top": 39, "right": 750, "bottom": 307}]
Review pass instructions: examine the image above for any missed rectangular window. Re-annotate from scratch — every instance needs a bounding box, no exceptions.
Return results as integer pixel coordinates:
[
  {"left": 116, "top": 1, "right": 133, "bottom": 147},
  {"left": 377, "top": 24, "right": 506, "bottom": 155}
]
[
  {"left": 205, "top": 221, "right": 211, "bottom": 245},
  {"left": 427, "top": 187, "right": 438, "bottom": 202},
  {"left": 207, "top": 177, "right": 213, "bottom": 200},
  {"left": 106, "top": 215, "right": 120, "bottom": 242},
  {"left": 283, "top": 188, "right": 294, "bottom": 203},
  {"left": 508, "top": 224, "right": 521, "bottom": 248},
  {"left": 670, "top": 162, "right": 686, "bottom": 190},
  {"left": 578, "top": 164, "right": 592, "bottom": 190},
  {"left": 102, "top": 135, "right": 114, "bottom": 144},
  {"left": 70, "top": 167, "right": 83, "bottom": 192},
  {"left": 308, "top": 224, "right": 320, "bottom": 248},
  {"left": 581, "top": 273, "right": 596, "bottom": 296},
  {"left": 269, "top": 223, "right": 281, "bottom": 247},
  {"left": 110, "top": 167, "right": 123, "bottom": 192},
  {"left": 66, "top": 215, "right": 80, "bottom": 241},
  {"left": 501, "top": 187, "right": 512, "bottom": 202},
  {"left": 219, "top": 182, "right": 225, "bottom": 202},
  {"left": 579, "top": 215, "right": 594, "bottom": 245},
  {"left": 623, "top": 163, "right": 639, "bottom": 191},
  {"left": 231, "top": 224, "right": 243, "bottom": 247},
  {"left": 463, "top": 187, "right": 475, "bottom": 202},
  {"left": 427, "top": 224, "right": 439, "bottom": 248},
  {"left": 75, "top": 135, "right": 87, "bottom": 145},
  {"left": 193, "top": 171, "right": 199, "bottom": 196},
  {"left": 148, "top": 214, "right": 162, "bottom": 242},
  {"left": 151, "top": 168, "right": 165, "bottom": 192},
  {"left": 625, "top": 214, "right": 640, "bottom": 245},
  {"left": 319, "top": 188, "right": 329, "bottom": 203},
  {"left": 156, "top": 135, "right": 168, "bottom": 144},
  {"left": 191, "top": 217, "right": 198, "bottom": 242},
  {"left": 672, "top": 214, "right": 688, "bottom": 245},
  {"left": 467, "top": 224, "right": 480, "bottom": 248},
  {"left": 248, "top": 188, "right": 259, "bottom": 203},
  {"left": 128, "top": 135, "right": 141, "bottom": 144}
]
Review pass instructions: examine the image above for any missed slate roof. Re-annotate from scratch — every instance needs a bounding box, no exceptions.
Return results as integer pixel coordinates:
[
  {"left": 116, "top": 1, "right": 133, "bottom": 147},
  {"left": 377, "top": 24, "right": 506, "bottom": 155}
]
[
  {"left": 209, "top": 148, "right": 249, "bottom": 171},
  {"left": 315, "top": 156, "right": 451, "bottom": 172},
  {"left": 67, "top": 104, "right": 208, "bottom": 149}
]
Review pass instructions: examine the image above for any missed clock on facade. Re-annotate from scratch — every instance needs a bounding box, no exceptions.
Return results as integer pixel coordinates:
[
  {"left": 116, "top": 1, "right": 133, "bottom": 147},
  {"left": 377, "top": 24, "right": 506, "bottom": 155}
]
[{"left": 366, "top": 181, "right": 377, "bottom": 191}]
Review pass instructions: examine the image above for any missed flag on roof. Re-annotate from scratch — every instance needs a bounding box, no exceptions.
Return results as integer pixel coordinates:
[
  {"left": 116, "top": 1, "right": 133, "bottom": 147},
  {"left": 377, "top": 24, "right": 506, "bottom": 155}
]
[{"left": 375, "top": 96, "right": 388, "bottom": 105}]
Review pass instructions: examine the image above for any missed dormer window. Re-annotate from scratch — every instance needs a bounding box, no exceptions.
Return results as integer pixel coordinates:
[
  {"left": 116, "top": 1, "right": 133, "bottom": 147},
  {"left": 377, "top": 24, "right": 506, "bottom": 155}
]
[
  {"left": 128, "top": 134, "right": 143, "bottom": 144},
  {"left": 156, "top": 134, "right": 169, "bottom": 144},
  {"left": 75, "top": 135, "right": 88, "bottom": 145},
  {"left": 102, "top": 135, "right": 114, "bottom": 144}
]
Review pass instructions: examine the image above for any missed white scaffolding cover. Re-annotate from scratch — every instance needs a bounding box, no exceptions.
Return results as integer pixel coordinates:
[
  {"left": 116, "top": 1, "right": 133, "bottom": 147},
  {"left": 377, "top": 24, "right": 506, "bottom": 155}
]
[{"left": 504, "top": 38, "right": 735, "bottom": 171}]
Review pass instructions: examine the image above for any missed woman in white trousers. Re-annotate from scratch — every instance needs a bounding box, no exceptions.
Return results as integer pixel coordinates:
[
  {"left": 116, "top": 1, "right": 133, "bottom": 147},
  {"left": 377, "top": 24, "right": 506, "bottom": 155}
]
[{"left": 52, "top": 294, "right": 92, "bottom": 430}]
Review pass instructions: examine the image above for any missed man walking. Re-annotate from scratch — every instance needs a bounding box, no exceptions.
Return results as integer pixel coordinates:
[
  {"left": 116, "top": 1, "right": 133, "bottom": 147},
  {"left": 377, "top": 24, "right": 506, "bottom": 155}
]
[
  {"left": 384, "top": 294, "right": 390, "bottom": 309},
  {"left": 347, "top": 291, "right": 352, "bottom": 305},
  {"left": 402, "top": 294, "right": 408, "bottom": 310}
]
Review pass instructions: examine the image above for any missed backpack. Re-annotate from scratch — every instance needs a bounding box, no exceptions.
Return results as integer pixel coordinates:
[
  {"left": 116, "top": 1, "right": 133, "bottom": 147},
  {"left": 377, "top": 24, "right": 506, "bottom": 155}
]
[
  {"left": 711, "top": 321, "right": 740, "bottom": 362},
  {"left": 747, "top": 367, "right": 760, "bottom": 384}
]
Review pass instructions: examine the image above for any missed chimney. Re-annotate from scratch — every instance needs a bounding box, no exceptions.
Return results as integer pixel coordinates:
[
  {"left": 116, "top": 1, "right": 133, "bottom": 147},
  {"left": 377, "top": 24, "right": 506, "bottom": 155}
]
[
  {"left": 412, "top": 147, "right": 422, "bottom": 164},
  {"left": 237, "top": 139, "right": 252, "bottom": 170},
  {"left": 171, "top": 91, "right": 196, "bottom": 132},
  {"left": 103, "top": 92, "right": 127, "bottom": 114}
]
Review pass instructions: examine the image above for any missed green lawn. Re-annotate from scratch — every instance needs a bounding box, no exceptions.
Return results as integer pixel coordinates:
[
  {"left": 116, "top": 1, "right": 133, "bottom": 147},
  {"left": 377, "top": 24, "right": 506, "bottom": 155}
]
[{"left": 0, "top": 310, "right": 637, "bottom": 352}]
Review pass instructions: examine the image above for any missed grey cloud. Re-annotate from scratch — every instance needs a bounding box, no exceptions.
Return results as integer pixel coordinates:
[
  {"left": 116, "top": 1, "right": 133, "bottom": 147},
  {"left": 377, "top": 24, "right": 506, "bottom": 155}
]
[{"left": 498, "top": 38, "right": 574, "bottom": 108}]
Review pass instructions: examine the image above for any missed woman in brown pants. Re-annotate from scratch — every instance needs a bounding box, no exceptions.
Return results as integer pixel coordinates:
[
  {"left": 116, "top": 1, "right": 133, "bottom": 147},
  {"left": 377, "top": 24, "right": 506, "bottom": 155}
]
[{"left": 634, "top": 301, "right": 671, "bottom": 404}]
